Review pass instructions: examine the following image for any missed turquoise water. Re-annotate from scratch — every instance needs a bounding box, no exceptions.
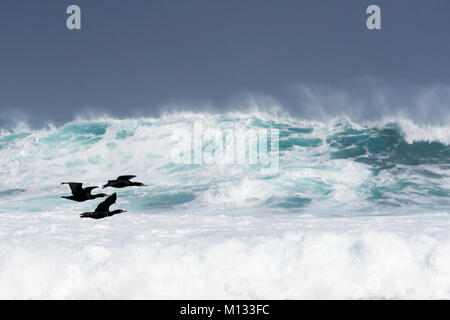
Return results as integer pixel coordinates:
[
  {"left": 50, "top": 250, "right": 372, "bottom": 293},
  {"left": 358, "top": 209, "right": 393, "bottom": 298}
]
[
  {"left": 0, "top": 112, "right": 448, "bottom": 216},
  {"left": 1, "top": 112, "right": 450, "bottom": 299}
]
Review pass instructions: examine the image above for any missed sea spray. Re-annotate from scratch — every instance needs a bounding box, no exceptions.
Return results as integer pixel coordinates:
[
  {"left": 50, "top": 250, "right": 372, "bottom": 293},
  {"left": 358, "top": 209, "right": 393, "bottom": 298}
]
[{"left": 0, "top": 111, "right": 449, "bottom": 298}]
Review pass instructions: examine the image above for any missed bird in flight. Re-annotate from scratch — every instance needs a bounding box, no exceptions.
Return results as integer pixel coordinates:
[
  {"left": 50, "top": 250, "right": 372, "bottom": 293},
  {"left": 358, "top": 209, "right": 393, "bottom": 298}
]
[
  {"left": 80, "top": 193, "right": 126, "bottom": 219},
  {"left": 102, "top": 175, "right": 146, "bottom": 188},
  {"left": 61, "top": 182, "right": 108, "bottom": 202}
]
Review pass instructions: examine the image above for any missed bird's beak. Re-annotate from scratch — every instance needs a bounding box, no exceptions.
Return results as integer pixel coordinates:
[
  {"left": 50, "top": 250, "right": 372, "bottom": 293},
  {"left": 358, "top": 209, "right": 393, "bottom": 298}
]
[
  {"left": 120, "top": 210, "right": 127, "bottom": 213},
  {"left": 139, "top": 184, "right": 147, "bottom": 187},
  {"left": 103, "top": 194, "right": 108, "bottom": 197}
]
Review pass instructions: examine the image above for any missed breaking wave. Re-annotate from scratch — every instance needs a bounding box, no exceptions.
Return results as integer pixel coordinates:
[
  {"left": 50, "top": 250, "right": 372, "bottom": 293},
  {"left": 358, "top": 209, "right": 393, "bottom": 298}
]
[
  {"left": 0, "top": 111, "right": 449, "bottom": 215},
  {"left": 0, "top": 110, "right": 450, "bottom": 299}
]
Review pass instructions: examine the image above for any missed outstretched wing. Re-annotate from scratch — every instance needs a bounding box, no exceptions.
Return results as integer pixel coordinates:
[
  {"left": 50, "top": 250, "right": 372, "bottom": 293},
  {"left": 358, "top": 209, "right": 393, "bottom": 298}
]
[
  {"left": 95, "top": 193, "right": 117, "bottom": 212},
  {"left": 61, "top": 182, "right": 83, "bottom": 196},
  {"left": 117, "top": 175, "right": 136, "bottom": 181},
  {"left": 83, "top": 186, "right": 98, "bottom": 195}
]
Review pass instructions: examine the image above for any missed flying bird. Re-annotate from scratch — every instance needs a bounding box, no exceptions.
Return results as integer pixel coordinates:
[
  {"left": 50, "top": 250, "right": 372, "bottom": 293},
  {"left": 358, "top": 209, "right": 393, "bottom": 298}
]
[
  {"left": 80, "top": 193, "right": 126, "bottom": 219},
  {"left": 61, "top": 182, "right": 108, "bottom": 202},
  {"left": 102, "top": 175, "right": 146, "bottom": 188}
]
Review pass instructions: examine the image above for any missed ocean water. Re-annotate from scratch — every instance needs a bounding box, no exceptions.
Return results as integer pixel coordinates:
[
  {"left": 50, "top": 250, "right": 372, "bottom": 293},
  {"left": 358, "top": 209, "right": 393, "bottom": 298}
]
[{"left": 0, "top": 111, "right": 450, "bottom": 299}]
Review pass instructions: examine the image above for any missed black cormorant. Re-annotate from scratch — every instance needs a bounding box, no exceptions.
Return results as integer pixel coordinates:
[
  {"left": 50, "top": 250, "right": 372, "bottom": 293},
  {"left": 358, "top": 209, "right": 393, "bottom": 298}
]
[
  {"left": 80, "top": 193, "right": 126, "bottom": 219},
  {"left": 61, "top": 182, "right": 108, "bottom": 202},
  {"left": 102, "top": 175, "right": 146, "bottom": 188}
]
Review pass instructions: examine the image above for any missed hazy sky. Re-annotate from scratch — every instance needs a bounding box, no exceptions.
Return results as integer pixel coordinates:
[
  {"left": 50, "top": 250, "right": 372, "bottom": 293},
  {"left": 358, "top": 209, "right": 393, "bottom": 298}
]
[{"left": 0, "top": 0, "right": 449, "bottom": 124}]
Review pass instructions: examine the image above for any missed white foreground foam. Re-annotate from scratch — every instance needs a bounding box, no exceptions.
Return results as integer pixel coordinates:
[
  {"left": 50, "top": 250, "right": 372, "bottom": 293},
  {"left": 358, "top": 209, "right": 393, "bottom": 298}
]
[{"left": 1, "top": 210, "right": 450, "bottom": 299}]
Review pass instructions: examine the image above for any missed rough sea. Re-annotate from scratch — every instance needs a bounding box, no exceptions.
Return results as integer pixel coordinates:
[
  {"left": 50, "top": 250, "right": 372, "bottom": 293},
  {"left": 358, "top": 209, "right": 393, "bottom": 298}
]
[{"left": 1, "top": 110, "right": 450, "bottom": 299}]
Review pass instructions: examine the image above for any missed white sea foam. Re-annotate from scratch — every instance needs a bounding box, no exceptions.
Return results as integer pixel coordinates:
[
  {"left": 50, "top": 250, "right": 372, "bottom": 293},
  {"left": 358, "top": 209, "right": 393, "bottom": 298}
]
[
  {"left": 375, "top": 117, "right": 450, "bottom": 145},
  {"left": 1, "top": 210, "right": 450, "bottom": 299},
  {"left": 0, "top": 111, "right": 449, "bottom": 299}
]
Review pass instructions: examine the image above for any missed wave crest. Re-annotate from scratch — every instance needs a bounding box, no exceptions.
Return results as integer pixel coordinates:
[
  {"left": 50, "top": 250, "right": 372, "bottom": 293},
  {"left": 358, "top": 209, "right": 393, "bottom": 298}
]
[{"left": 0, "top": 112, "right": 449, "bottom": 215}]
